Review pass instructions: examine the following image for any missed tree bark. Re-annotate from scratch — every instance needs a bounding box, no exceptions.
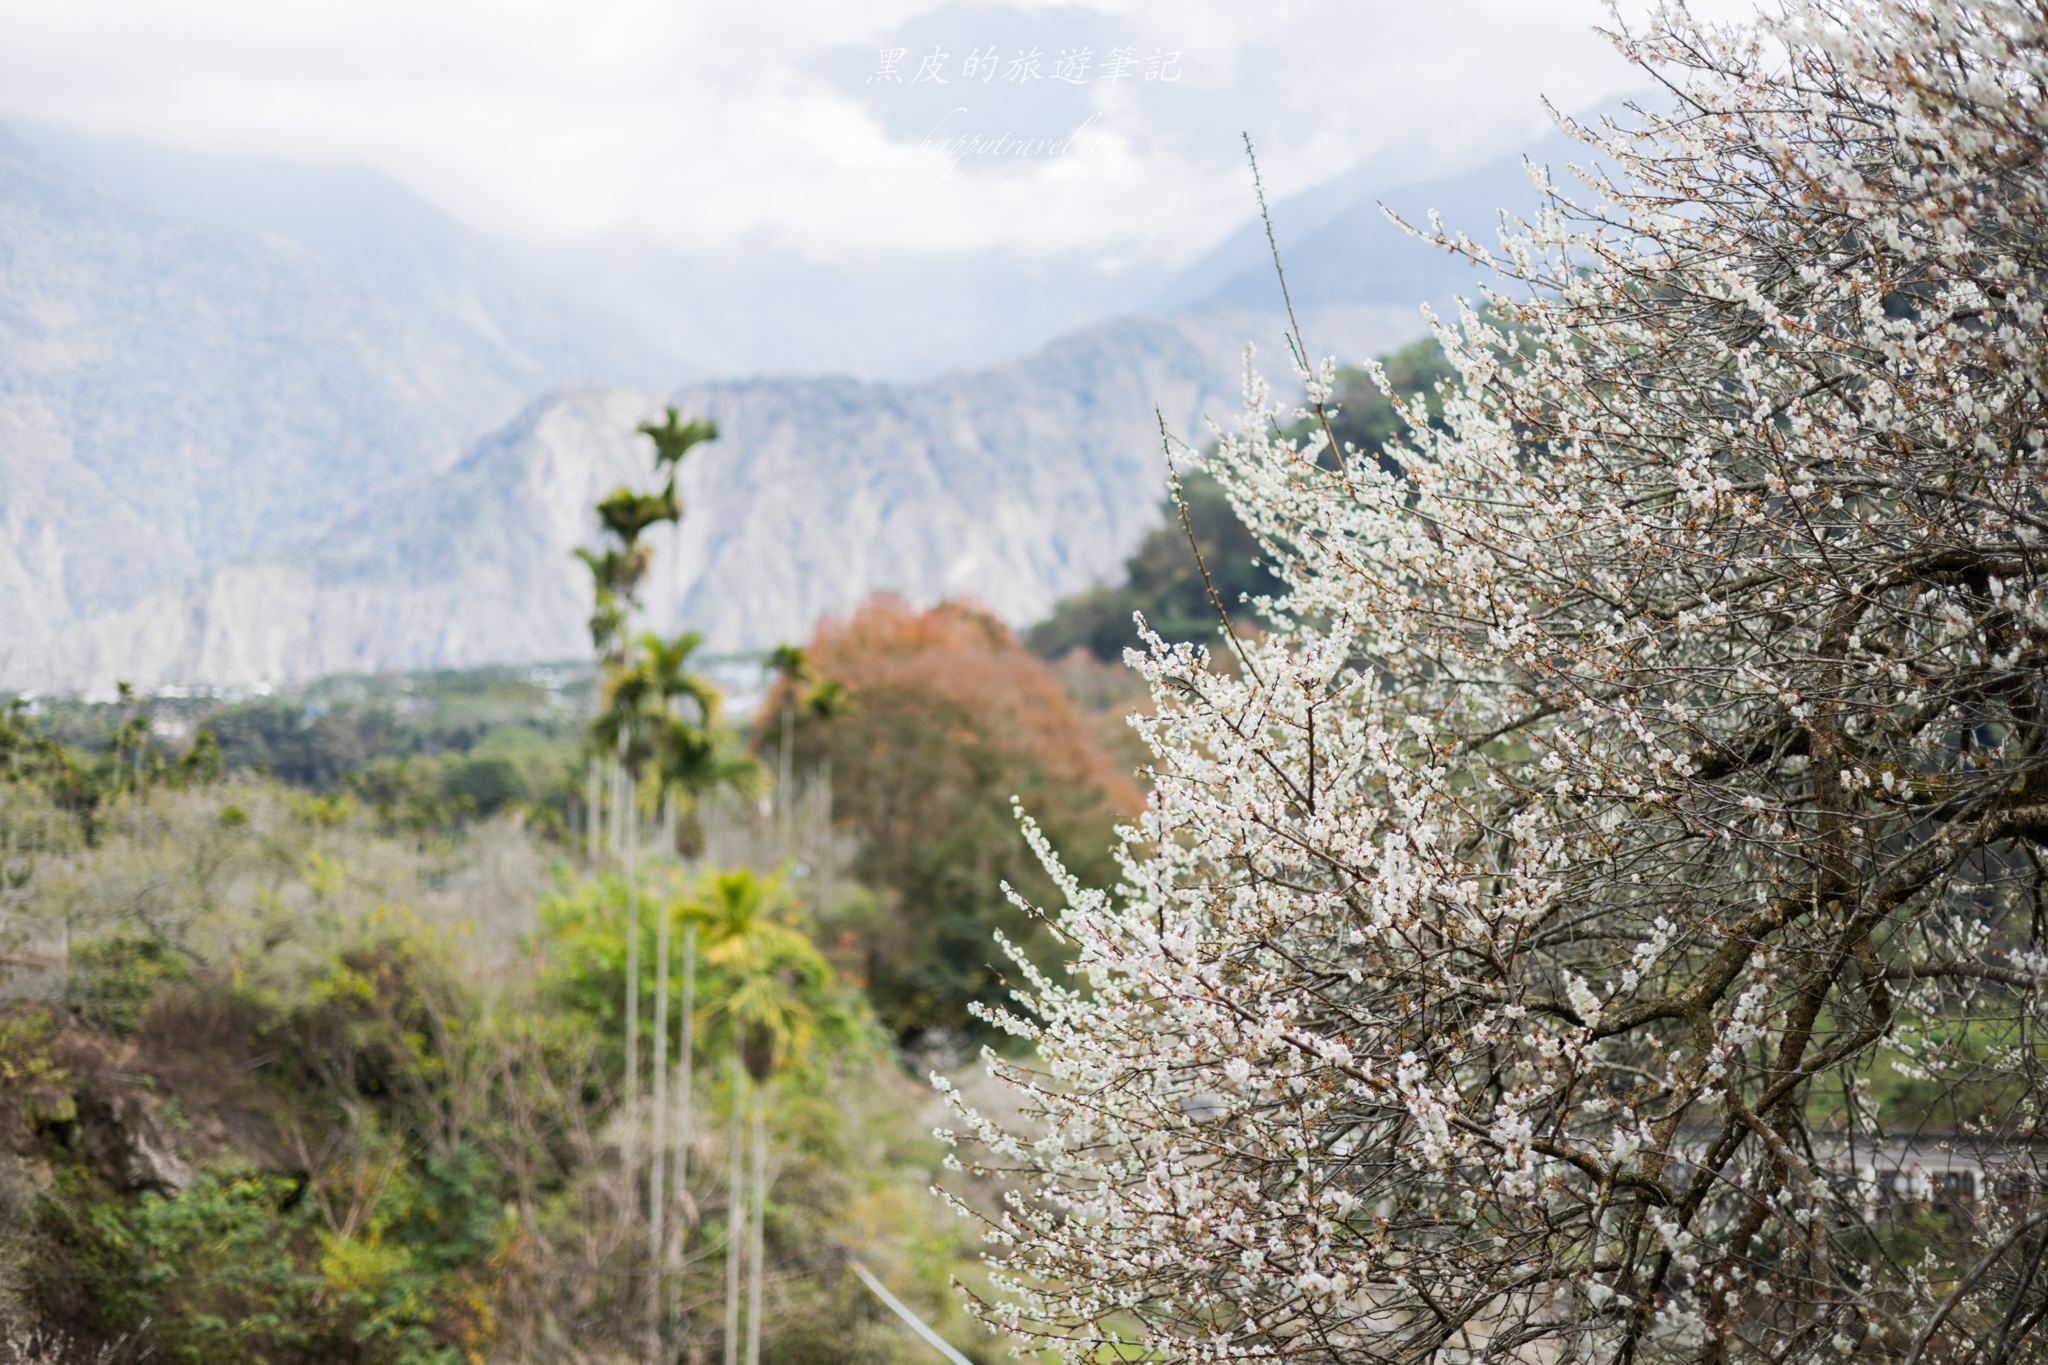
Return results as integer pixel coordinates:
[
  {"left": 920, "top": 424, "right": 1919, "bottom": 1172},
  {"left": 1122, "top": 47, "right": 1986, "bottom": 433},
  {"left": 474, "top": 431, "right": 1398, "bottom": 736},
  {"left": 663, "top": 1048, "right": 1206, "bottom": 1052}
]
[
  {"left": 723, "top": 1047, "right": 743, "bottom": 1365},
  {"left": 816, "top": 757, "right": 832, "bottom": 915},
  {"left": 623, "top": 769, "right": 639, "bottom": 1126},
  {"left": 745, "top": 1087, "right": 766, "bottom": 1365},
  {"left": 778, "top": 704, "right": 794, "bottom": 862},
  {"left": 668, "top": 918, "right": 697, "bottom": 1326},
  {"left": 647, "top": 795, "right": 671, "bottom": 1361}
]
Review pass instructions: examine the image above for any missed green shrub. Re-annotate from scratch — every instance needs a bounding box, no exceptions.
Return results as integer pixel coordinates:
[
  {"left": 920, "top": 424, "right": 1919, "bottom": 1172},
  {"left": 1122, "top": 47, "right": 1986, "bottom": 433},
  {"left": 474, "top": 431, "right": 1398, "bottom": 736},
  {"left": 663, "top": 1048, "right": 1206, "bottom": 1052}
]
[
  {"left": 84, "top": 1163, "right": 489, "bottom": 1365},
  {"left": 86, "top": 1169, "right": 322, "bottom": 1363},
  {"left": 69, "top": 936, "right": 193, "bottom": 1036},
  {"left": 439, "top": 756, "right": 525, "bottom": 818}
]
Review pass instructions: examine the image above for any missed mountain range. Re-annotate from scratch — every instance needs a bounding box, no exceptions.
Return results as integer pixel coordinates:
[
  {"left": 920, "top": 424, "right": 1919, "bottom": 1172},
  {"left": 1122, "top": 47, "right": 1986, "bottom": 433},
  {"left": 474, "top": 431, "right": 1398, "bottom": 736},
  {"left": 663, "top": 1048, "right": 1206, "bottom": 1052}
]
[{"left": 0, "top": 111, "right": 1574, "bottom": 693}]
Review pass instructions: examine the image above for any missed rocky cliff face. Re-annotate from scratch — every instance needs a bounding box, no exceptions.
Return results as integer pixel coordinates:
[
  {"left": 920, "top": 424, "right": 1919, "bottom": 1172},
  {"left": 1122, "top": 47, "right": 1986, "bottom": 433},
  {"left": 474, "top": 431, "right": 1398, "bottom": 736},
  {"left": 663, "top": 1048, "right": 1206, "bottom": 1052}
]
[
  {"left": 0, "top": 118, "right": 1439, "bottom": 693},
  {"left": 0, "top": 128, "right": 530, "bottom": 690},
  {"left": 4, "top": 305, "right": 1417, "bottom": 691}
]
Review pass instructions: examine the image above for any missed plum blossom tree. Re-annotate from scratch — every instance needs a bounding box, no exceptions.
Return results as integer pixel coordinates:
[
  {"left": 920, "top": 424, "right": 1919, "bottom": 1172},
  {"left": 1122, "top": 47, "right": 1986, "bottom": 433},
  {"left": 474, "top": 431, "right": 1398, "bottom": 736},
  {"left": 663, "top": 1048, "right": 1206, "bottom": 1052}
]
[{"left": 937, "top": 2, "right": 2048, "bottom": 1360}]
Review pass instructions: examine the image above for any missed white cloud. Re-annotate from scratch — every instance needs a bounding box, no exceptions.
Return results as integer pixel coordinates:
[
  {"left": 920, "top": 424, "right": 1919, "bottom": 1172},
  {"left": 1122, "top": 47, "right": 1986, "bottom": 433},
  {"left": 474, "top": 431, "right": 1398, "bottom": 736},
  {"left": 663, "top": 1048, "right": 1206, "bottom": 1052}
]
[{"left": 0, "top": 0, "right": 1763, "bottom": 262}]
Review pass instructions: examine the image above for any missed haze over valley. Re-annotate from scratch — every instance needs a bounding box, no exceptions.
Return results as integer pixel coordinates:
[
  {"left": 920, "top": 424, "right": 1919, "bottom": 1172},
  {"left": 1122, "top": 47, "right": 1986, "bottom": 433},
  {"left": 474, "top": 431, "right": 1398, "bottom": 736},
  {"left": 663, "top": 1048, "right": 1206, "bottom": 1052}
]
[{"left": 0, "top": 101, "right": 1578, "bottom": 692}]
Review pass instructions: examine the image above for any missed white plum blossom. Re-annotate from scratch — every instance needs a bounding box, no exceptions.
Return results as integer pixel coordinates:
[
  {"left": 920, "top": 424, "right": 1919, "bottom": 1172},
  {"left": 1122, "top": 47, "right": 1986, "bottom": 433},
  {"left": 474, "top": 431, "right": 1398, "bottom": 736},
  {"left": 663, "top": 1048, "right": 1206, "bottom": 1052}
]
[
  {"left": 937, "top": 2, "right": 2048, "bottom": 1360},
  {"left": 1563, "top": 970, "right": 1606, "bottom": 1027}
]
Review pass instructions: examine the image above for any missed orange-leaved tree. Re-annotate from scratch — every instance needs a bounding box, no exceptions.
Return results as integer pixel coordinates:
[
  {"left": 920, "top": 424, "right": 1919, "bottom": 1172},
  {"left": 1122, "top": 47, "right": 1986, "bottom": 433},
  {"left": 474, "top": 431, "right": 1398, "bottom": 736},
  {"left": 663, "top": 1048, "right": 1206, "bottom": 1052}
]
[{"left": 759, "top": 595, "right": 1138, "bottom": 1041}]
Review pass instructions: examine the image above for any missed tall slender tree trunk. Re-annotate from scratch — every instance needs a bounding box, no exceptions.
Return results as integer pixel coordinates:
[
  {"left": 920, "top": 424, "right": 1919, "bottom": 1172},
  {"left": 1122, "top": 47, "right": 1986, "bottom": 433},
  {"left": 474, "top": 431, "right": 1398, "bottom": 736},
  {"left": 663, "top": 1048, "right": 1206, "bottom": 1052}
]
[
  {"left": 816, "top": 757, "right": 832, "bottom": 915},
  {"left": 745, "top": 1089, "right": 766, "bottom": 1365},
  {"left": 778, "top": 704, "right": 794, "bottom": 861},
  {"left": 623, "top": 767, "right": 640, "bottom": 1126},
  {"left": 668, "top": 918, "right": 696, "bottom": 1327},
  {"left": 647, "top": 795, "right": 671, "bottom": 1361},
  {"left": 586, "top": 755, "right": 602, "bottom": 863},
  {"left": 609, "top": 748, "right": 623, "bottom": 858},
  {"left": 723, "top": 1050, "right": 744, "bottom": 1365}
]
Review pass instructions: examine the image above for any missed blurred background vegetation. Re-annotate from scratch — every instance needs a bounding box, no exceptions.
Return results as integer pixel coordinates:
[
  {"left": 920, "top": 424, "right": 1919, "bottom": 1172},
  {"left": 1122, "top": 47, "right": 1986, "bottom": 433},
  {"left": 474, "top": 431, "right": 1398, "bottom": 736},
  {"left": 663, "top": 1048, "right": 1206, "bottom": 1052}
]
[{"left": 0, "top": 343, "right": 1459, "bottom": 1362}]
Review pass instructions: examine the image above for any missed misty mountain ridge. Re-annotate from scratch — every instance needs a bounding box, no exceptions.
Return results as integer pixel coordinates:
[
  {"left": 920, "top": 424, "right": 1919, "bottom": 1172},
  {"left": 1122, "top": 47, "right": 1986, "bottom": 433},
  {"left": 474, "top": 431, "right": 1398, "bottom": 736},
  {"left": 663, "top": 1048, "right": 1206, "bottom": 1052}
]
[{"left": 0, "top": 109, "right": 1588, "bottom": 693}]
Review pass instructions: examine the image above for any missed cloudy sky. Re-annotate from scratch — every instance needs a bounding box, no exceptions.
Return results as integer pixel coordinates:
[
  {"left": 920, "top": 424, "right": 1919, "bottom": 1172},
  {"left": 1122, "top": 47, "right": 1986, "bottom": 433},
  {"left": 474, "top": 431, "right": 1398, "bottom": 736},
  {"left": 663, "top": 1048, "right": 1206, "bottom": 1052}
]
[{"left": 0, "top": 0, "right": 1763, "bottom": 269}]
